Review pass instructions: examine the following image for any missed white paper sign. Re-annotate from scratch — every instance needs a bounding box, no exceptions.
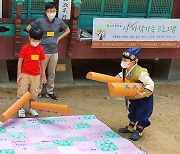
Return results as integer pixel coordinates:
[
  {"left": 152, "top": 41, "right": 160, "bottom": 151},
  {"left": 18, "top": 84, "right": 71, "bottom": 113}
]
[{"left": 58, "top": 0, "right": 71, "bottom": 20}]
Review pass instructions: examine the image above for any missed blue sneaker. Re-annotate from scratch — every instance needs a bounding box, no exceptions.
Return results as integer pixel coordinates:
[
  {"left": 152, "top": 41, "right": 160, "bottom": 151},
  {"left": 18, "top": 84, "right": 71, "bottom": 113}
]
[
  {"left": 130, "top": 131, "right": 143, "bottom": 141},
  {"left": 119, "top": 126, "right": 135, "bottom": 133}
]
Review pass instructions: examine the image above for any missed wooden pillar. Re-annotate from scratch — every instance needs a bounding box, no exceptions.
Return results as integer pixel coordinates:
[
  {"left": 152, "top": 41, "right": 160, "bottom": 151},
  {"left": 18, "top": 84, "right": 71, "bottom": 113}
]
[
  {"left": 0, "top": 60, "right": 9, "bottom": 83},
  {"left": 172, "top": 0, "right": 180, "bottom": 18},
  {"left": 14, "top": 0, "right": 24, "bottom": 58},
  {"left": 67, "top": 0, "right": 82, "bottom": 58},
  {"left": 2, "top": 0, "right": 11, "bottom": 18},
  {"left": 0, "top": 0, "right": 2, "bottom": 18},
  {"left": 153, "top": 59, "right": 171, "bottom": 79},
  {"left": 153, "top": 59, "right": 180, "bottom": 80},
  {"left": 55, "top": 59, "right": 73, "bottom": 82},
  {"left": 168, "top": 60, "right": 180, "bottom": 80}
]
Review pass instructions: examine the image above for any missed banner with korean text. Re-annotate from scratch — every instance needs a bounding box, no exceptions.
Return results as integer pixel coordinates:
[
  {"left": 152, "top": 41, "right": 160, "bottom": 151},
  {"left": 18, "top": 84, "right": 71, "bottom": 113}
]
[{"left": 92, "top": 18, "right": 180, "bottom": 48}]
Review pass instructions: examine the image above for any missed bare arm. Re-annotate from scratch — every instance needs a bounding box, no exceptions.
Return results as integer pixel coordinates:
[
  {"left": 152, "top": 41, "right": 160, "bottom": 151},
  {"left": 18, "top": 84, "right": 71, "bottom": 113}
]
[
  {"left": 17, "top": 58, "right": 23, "bottom": 83},
  {"left": 40, "top": 60, "right": 46, "bottom": 84},
  {"left": 57, "top": 27, "right": 70, "bottom": 43}
]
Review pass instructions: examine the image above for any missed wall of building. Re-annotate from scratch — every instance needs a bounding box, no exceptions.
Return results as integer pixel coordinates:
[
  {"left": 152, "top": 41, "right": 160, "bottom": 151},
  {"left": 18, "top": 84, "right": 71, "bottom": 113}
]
[
  {"left": 0, "top": 0, "right": 180, "bottom": 60},
  {"left": 0, "top": 0, "right": 2, "bottom": 18}
]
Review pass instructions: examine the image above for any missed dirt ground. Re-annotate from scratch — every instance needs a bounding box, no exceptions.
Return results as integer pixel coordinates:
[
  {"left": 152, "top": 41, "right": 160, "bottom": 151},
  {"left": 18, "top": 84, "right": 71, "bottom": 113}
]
[{"left": 0, "top": 80, "right": 180, "bottom": 154}]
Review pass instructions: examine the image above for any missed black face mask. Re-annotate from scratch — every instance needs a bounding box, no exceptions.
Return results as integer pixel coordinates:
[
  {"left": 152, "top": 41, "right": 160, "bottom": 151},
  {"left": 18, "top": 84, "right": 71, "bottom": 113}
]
[{"left": 122, "top": 68, "right": 126, "bottom": 82}]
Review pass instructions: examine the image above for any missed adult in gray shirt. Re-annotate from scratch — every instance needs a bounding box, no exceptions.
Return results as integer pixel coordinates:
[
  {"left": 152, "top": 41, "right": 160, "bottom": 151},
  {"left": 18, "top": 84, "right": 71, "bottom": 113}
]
[{"left": 27, "top": 2, "right": 70, "bottom": 100}]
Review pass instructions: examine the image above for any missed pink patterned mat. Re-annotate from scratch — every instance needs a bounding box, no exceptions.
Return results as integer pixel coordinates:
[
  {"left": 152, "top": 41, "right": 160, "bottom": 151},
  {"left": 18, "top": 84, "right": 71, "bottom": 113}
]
[{"left": 0, "top": 115, "right": 146, "bottom": 154}]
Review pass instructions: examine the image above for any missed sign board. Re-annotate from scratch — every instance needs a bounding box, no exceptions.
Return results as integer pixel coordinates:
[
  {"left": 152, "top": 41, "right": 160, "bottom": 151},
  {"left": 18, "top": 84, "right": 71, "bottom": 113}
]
[
  {"left": 58, "top": 0, "right": 71, "bottom": 20},
  {"left": 92, "top": 18, "right": 180, "bottom": 48}
]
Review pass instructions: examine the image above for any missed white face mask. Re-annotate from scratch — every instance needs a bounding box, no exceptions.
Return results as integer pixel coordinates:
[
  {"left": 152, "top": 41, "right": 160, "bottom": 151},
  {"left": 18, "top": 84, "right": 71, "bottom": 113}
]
[
  {"left": 47, "top": 13, "right": 56, "bottom": 19},
  {"left": 121, "top": 61, "right": 129, "bottom": 68},
  {"left": 31, "top": 41, "right": 40, "bottom": 47}
]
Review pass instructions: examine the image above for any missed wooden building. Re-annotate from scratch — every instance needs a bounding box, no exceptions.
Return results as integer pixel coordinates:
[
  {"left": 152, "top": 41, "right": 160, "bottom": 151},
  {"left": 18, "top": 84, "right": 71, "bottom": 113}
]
[{"left": 0, "top": 0, "right": 180, "bottom": 81}]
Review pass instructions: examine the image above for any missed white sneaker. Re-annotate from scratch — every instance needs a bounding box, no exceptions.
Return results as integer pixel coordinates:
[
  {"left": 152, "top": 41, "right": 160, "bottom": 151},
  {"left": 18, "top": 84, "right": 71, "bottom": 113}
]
[
  {"left": 29, "top": 109, "right": 38, "bottom": 117},
  {"left": 18, "top": 108, "right": 26, "bottom": 118}
]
